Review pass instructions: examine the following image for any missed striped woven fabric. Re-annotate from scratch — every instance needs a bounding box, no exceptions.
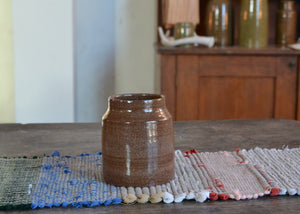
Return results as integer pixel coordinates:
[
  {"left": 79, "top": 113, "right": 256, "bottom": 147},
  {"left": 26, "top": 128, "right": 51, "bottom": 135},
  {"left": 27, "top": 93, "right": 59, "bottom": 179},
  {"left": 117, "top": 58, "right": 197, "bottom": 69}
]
[
  {"left": 0, "top": 147, "right": 299, "bottom": 210},
  {"left": 0, "top": 158, "right": 42, "bottom": 210}
]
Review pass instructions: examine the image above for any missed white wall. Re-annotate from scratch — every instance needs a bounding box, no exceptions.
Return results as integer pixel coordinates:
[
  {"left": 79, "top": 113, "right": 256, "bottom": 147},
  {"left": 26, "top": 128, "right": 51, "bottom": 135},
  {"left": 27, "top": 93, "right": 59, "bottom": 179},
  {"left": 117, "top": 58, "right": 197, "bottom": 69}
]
[
  {"left": 74, "top": 0, "right": 157, "bottom": 122},
  {"left": 11, "top": 0, "right": 157, "bottom": 123},
  {"left": 115, "top": 0, "right": 157, "bottom": 93},
  {"left": 74, "top": 0, "right": 115, "bottom": 122},
  {"left": 0, "top": 0, "right": 15, "bottom": 123},
  {"left": 12, "top": 0, "right": 75, "bottom": 123}
]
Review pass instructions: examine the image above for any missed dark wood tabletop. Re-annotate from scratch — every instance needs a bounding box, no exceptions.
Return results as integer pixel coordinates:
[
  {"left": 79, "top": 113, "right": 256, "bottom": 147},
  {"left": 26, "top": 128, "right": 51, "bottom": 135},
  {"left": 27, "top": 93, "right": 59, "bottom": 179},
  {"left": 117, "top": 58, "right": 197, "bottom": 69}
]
[{"left": 0, "top": 119, "right": 299, "bottom": 213}]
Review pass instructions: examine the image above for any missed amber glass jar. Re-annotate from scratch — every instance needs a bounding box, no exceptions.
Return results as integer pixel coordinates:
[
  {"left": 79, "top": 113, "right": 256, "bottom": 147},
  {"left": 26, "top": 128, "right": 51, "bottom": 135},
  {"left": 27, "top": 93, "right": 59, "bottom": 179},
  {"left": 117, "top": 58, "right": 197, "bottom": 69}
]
[
  {"left": 205, "top": 0, "right": 233, "bottom": 47},
  {"left": 276, "top": 0, "right": 297, "bottom": 46},
  {"left": 102, "top": 94, "right": 175, "bottom": 187},
  {"left": 239, "top": 0, "right": 269, "bottom": 48},
  {"left": 174, "top": 22, "right": 195, "bottom": 47}
]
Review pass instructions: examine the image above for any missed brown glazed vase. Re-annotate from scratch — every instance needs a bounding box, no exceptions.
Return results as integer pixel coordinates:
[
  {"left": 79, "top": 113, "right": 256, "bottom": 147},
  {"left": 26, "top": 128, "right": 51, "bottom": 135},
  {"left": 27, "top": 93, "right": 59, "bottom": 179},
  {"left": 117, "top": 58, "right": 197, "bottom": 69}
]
[
  {"left": 102, "top": 94, "right": 175, "bottom": 187},
  {"left": 276, "top": 0, "right": 297, "bottom": 46}
]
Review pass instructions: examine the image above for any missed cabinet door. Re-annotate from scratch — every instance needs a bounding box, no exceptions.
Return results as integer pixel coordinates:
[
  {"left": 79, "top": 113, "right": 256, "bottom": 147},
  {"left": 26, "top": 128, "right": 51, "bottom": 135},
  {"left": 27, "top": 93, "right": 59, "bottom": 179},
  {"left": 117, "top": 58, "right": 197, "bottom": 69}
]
[{"left": 176, "top": 55, "right": 297, "bottom": 121}]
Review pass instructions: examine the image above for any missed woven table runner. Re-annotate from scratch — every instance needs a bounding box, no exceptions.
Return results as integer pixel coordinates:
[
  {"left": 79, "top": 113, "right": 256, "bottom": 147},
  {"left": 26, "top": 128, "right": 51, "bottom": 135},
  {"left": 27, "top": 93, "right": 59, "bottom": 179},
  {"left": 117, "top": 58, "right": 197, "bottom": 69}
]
[
  {"left": 0, "top": 158, "right": 42, "bottom": 209},
  {"left": 0, "top": 147, "right": 299, "bottom": 210}
]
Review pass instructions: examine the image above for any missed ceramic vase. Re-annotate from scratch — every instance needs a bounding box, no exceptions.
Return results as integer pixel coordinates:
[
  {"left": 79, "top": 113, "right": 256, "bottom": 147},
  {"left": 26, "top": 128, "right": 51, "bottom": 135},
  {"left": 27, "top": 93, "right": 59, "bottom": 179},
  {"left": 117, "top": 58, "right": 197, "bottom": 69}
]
[
  {"left": 102, "top": 93, "right": 175, "bottom": 187},
  {"left": 276, "top": 0, "right": 297, "bottom": 46},
  {"left": 205, "top": 0, "right": 233, "bottom": 47},
  {"left": 239, "top": 0, "right": 269, "bottom": 48}
]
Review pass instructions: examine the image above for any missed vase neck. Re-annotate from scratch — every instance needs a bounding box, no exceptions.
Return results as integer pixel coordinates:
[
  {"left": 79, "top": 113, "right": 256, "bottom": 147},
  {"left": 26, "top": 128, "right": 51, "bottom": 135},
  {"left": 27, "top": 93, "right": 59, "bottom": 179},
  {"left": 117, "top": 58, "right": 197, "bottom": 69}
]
[{"left": 108, "top": 94, "right": 166, "bottom": 110}]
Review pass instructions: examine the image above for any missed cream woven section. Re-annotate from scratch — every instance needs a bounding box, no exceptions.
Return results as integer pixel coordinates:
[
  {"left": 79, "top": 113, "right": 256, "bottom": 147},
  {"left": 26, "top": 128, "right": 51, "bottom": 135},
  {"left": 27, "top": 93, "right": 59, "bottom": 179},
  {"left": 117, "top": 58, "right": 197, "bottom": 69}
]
[
  {"left": 240, "top": 148, "right": 300, "bottom": 196},
  {"left": 194, "top": 151, "right": 270, "bottom": 200}
]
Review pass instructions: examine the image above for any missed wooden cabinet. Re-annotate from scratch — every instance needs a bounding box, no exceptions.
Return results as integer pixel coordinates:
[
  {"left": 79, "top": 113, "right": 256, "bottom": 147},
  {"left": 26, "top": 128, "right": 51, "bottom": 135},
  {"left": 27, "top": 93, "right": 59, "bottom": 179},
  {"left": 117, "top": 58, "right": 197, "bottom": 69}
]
[
  {"left": 158, "top": 46, "right": 300, "bottom": 121},
  {"left": 157, "top": 0, "right": 300, "bottom": 121}
]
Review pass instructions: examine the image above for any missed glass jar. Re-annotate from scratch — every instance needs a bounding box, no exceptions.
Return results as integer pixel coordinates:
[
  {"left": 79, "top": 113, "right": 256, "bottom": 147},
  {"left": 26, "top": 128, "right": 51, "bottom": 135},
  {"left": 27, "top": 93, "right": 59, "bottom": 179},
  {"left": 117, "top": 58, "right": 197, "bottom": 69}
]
[
  {"left": 276, "top": 0, "right": 297, "bottom": 46},
  {"left": 205, "top": 0, "right": 233, "bottom": 47},
  {"left": 174, "top": 22, "right": 195, "bottom": 48},
  {"left": 239, "top": 0, "right": 269, "bottom": 48}
]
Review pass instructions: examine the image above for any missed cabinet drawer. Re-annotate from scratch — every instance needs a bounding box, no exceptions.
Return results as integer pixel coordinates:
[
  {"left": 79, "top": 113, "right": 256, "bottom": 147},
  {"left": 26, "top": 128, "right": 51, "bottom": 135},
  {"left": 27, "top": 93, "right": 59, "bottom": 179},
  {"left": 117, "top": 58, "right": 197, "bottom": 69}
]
[{"left": 197, "top": 56, "right": 277, "bottom": 77}]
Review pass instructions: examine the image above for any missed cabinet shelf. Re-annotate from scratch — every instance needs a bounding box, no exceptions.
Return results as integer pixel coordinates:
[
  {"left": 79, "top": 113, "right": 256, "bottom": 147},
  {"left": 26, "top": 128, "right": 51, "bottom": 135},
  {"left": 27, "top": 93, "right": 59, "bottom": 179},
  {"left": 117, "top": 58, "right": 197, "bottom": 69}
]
[{"left": 156, "top": 43, "right": 300, "bottom": 56}]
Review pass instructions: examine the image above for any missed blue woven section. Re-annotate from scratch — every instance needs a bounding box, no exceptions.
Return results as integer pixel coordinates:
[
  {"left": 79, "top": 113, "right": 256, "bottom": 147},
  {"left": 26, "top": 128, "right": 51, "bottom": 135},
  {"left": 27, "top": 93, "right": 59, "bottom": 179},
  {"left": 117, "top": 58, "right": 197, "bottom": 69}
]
[{"left": 31, "top": 151, "right": 121, "bottom": 209}]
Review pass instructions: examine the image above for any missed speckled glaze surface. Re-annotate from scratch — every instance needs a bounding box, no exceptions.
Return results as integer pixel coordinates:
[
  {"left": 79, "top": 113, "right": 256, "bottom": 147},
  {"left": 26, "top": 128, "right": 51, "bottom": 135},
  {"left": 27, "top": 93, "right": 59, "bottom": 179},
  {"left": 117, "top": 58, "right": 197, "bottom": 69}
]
[
  {"left": 101, "top": 94, "right": 175, "bottom": 187},
  {"left": 239, "top": 0, "right": 269, "bottom": 48},
  {"left": 276, "top": 1, "right": 297, "bottom": 46},
  {"left": 205, "top": 0, "right": 233, "bottom": 47}
]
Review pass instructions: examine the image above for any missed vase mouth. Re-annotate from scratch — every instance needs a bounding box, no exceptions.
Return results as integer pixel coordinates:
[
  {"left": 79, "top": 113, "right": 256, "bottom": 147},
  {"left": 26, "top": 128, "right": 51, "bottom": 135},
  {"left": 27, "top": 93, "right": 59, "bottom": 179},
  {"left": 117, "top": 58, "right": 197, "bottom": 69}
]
[
  {"left": 110, "top": 93, "right": 164, "bottom": 102},
  {"left": 108, "top": 93, "right": 166, "bottom": 110}
]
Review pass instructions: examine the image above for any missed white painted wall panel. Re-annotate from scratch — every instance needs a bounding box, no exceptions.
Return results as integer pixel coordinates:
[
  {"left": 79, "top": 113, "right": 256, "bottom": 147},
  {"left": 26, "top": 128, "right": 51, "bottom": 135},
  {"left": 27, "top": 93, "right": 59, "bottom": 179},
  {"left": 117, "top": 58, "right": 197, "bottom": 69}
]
[
  {"left": 74, "top": 0, "right": 115, "bottom": 122},
  {"left": 12, "top": 0, "right": 75, "bottom": 123},
  {"left": 0, "top": 0, "right": 15, "bottom": 123},
  {"left": 115, "top": 0, "right": 157, "bottom": 93},
  {"left": 12, "top": 0, "right": 157, "bottom": 123}
]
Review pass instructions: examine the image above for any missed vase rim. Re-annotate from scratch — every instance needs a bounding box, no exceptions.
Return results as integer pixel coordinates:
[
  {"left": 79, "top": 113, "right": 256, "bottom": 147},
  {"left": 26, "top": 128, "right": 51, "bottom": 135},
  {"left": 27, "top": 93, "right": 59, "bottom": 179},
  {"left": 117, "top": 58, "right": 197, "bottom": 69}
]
[
  {"left": 175, "top": 22, "right": 194, "bottom": 27},
  {"left": 109, "top": 93, "right": 164, "bottom": 103}
]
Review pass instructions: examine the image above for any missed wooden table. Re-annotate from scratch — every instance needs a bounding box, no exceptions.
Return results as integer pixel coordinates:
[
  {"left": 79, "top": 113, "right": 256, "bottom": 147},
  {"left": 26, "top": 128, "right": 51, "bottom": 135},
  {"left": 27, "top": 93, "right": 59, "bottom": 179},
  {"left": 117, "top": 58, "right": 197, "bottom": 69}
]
[{"left": 0, "top": 119, "right": 299, "bottom": 213}]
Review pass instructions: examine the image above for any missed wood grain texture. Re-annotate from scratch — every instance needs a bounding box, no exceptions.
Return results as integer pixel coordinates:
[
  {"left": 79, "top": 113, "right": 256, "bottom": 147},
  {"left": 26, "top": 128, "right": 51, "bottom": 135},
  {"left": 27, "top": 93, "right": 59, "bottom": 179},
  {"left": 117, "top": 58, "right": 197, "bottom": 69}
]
[
  {"left": 1, "top": 120, "right": 300, "bottom": 158},
  {"left": 161, "top": 55, "right": 176, "bottom": 119},
  {"left": 160, "top": 53, "right": 298, "bottom": 121},
  {"left": 198, "top": 77, "right": 274, "bottom": 120},
  {"left": 3, "top": 197, "right": 300, "bottom": 214},
  {"left": 0, "top": 119, "right": 300, "bottom": 213},
  {"left": 198, "top": 56, "right": 276, "bottom": 77},
  {"left": 176, "top": 55, "right": 199, "bottom": 120},
  {"left": 0, "top": 123, "right": 102, "bottom": 158},
  {"left": 274, "top": 57, "right": 297, "bottom": 119}
]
